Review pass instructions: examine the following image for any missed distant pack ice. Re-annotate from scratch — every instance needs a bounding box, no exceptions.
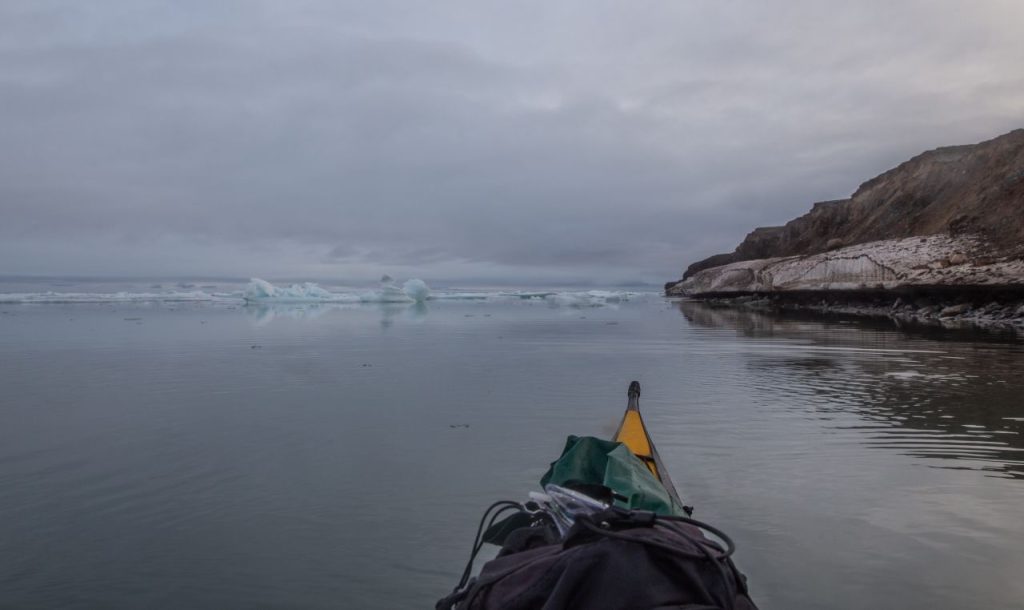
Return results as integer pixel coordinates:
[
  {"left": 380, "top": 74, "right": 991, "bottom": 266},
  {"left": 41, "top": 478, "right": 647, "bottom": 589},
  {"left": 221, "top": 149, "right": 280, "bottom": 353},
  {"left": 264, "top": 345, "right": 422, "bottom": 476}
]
[{"left": 0, "top": 278, "right": 645, "bottom": 308}]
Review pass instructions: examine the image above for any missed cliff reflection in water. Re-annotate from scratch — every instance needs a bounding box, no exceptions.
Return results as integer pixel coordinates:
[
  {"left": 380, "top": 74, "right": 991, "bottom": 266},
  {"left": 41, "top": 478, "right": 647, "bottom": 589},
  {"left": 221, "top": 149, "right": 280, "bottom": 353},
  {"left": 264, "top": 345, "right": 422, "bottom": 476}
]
[{"left": 678, "top": 301, "right": 1024, "bottom": 479}]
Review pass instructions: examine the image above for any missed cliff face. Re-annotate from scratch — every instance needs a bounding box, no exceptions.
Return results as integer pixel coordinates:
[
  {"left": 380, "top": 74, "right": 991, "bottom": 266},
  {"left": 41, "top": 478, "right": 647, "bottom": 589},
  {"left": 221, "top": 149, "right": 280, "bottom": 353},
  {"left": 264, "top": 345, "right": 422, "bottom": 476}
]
[
  {"left": 674, "top": 234, "right": 1024, "bottom": 295},
  {"left": 682, "top": 129, "right": 1024, "bottom": 280}
]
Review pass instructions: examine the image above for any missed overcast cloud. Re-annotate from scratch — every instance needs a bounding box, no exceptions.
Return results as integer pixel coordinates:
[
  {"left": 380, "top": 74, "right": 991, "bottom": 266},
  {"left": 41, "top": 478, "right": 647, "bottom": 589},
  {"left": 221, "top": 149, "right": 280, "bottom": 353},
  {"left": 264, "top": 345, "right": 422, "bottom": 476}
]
[{"left": 2, "top": 0, "right": 1022, "bottom": 284}]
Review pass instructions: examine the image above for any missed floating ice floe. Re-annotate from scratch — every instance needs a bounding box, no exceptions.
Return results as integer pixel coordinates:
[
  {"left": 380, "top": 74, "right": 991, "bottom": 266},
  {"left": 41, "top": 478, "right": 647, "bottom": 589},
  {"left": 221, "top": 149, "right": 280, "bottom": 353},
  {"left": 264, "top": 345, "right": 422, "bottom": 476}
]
[
  {"left": 244, "top": 279, "right": 336, "bottom": 302},
  {"left": 400, "top": 278, "right": 430, "bottom": 303},
  {"left": 498, "top": 291, "right": 558, "bottom": 300},
  {"left": 428, "top": 292, "right": 491, "bottom": 300},
  {"left": 0, "top": 290, "right": 220, "bottom": 304},
  {"left": 243, "top": 277, "right": 431, "bottom": 304}
]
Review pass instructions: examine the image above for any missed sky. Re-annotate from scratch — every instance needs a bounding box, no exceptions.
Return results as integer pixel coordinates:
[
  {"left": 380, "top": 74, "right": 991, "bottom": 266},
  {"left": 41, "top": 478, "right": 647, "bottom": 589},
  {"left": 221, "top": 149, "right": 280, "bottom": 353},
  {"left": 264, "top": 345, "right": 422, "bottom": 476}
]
[{"left": 2, "top": 0, "right": 1022, "bottom": 286}]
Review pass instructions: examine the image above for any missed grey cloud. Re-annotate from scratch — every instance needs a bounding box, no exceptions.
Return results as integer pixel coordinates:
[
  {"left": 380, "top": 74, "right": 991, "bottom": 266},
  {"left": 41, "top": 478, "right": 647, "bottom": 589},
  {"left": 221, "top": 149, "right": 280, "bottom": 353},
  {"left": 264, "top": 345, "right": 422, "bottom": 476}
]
[{"left": 1, "top": 0, "right": 1022, "bottom": 284}]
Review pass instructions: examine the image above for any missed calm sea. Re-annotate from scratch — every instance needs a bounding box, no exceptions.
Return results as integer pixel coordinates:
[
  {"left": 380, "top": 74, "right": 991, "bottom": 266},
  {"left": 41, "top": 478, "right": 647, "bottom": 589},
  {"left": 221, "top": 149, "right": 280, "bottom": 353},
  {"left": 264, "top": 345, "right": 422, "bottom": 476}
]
[{"left": 1, "top": 282, "right": 1022, "bottom": 609}]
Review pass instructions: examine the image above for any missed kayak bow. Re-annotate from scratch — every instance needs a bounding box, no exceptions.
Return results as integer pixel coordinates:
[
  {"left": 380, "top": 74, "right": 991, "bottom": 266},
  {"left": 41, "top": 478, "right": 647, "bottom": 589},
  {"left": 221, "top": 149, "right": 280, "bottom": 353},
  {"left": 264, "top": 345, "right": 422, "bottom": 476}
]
[
  {"left": 613, "top": 380, "right": 682, "bottom": 506},
  {"left": 436, "top": 382, "right": 758, "bottom": 610}
]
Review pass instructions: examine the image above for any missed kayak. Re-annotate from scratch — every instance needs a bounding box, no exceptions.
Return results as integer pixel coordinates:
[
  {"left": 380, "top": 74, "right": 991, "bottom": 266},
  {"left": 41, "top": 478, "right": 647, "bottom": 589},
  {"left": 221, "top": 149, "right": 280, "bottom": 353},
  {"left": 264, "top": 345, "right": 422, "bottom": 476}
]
[{"left": 437, "top": 381, "right": 758, "bottom": 610}]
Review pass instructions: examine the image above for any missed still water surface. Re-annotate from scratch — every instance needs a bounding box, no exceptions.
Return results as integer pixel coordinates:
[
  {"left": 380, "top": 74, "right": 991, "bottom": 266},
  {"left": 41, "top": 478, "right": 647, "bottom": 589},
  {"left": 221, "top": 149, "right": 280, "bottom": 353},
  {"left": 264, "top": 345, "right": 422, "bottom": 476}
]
[{"left": 1, "top": 293, "right": 1023, "bottom": 609}]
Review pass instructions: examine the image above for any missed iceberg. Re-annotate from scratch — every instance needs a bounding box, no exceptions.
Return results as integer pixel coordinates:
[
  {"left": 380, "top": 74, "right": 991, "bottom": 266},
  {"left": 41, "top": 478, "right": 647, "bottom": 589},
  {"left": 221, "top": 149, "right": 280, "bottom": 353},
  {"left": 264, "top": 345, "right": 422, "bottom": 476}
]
[
  {"left": 243, "top": 279, "right": 346, "bottom": 303},
  {"left": 401, "top": 278, "right": 430, "bottom": 303},
  {"left": 243, "top": 277, "right": 432, "bottom": 304}
]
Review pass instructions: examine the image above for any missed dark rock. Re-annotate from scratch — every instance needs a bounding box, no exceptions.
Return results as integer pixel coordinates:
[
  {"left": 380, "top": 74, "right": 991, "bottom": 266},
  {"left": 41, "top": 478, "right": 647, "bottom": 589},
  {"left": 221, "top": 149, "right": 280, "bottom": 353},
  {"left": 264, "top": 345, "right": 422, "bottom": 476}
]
[{"left": 940, "top": 303, "right": 971, "bottom": 317}]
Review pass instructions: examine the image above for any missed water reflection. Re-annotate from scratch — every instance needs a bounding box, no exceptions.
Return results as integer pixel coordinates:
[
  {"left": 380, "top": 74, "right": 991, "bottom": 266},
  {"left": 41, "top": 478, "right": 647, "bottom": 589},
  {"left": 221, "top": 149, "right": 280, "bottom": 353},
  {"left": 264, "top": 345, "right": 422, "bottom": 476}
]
[
  {"left": 3, "top": 295, "right": 1021, "bottom": 609},
  {"left": 678, "top": 301, "right": 1024, "bottom": 479},
  {"left": 244, "top": 301, "right": 430, "bottom": 326}
]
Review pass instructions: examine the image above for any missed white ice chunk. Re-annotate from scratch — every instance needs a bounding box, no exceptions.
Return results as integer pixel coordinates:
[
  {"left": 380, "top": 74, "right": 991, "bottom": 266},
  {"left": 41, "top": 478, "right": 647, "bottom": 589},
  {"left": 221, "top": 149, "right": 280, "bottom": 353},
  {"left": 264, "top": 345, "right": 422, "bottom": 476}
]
[
  {"left": 402, "top": 279, "right": 430, "bottom": 303},
  {"left": 244, "top": 279, "right": 342, "bottom": 302}
]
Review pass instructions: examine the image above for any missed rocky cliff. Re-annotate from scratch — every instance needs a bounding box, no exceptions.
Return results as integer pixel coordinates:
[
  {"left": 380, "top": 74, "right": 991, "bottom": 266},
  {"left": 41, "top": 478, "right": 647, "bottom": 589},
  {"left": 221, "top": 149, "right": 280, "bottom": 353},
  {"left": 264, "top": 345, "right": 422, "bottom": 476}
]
[
  {"left": 666, "top": 129, "right": 1024, "bottom": 330},
  {"left": 679, "top": 129, "right": 1024, "bottom": 281}
]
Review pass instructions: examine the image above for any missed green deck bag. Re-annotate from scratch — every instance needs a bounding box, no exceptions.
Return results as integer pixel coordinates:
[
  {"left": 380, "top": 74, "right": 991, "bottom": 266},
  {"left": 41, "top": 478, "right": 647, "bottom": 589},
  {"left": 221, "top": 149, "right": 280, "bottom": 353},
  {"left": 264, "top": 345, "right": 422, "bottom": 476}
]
[{"left": 539, "top": 435, "right": 687, "bottom": 517}]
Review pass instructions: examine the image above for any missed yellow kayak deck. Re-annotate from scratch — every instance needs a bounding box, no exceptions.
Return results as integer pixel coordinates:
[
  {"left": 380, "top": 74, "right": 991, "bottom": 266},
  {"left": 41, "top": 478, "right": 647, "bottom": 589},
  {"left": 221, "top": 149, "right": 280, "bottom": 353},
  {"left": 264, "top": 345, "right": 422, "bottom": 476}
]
[{"left": 613, "top": 381, "right": 682, "bottom": 505}]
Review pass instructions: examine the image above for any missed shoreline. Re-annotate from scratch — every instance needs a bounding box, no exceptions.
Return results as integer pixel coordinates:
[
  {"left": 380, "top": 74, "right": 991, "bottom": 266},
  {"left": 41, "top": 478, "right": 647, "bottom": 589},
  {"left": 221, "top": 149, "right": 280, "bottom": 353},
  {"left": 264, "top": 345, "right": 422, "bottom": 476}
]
[{"left": 675, "top": 289, "right": 1024, "bottom": 334}]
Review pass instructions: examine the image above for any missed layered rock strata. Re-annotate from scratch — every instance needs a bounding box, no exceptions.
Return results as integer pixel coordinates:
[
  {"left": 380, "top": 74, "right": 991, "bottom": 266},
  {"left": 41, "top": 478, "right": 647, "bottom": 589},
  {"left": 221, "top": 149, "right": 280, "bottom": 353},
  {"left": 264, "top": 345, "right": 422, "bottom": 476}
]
[
  {"left": 668, "top": 234, "right": 1024, "bottom": 295},
  {"left": 668, "top": 129, "right": 1024, "bottom": 331}
]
